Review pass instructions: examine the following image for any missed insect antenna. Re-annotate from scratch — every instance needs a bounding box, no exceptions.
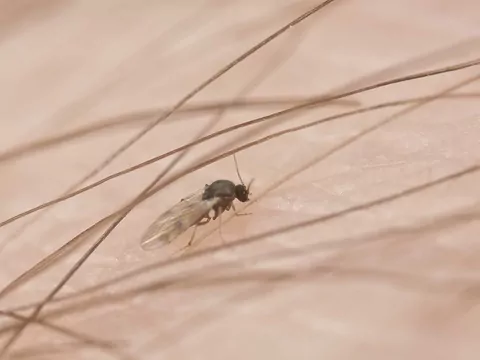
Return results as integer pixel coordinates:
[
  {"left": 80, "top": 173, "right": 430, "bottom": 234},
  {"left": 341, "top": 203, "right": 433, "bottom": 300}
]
[
  {"left": 234, "top": 153, "right": 255, "bottom": 197},
  {"left": 233, "top": 153, "right": 245, "bottom": 185},
  {"left": 246, "top": 178, "right": 254, "bottom": 194}
]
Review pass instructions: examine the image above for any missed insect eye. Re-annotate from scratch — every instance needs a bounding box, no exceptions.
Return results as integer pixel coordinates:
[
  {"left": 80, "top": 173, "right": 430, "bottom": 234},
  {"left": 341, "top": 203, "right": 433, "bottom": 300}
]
[{"left": 234, "top": 185, "right": 249, "bottom": 202}]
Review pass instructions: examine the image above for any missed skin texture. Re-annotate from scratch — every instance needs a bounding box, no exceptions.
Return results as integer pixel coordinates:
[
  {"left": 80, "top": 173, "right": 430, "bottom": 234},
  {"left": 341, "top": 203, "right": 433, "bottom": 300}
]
[{"left": 0, "top": 1, "right": 479, "bottom": 359}]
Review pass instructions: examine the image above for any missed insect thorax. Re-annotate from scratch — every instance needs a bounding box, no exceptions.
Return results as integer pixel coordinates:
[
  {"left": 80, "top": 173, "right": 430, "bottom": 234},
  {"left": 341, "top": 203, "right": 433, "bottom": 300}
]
[{"left": 202, "top": 180, "right": 236, "bottom": 201}]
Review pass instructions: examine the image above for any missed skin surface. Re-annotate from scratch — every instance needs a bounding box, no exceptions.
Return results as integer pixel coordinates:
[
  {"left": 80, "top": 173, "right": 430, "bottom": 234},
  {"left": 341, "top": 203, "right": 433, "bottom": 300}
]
[{"left": 0, "top": 1, "right": 479, "bottom": 359}]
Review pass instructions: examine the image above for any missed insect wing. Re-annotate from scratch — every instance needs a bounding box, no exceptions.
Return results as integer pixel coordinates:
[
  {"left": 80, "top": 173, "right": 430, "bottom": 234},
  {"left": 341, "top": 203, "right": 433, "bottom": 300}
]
[{"left": 140, "top": 189, "right": 217, "bottom": 251}]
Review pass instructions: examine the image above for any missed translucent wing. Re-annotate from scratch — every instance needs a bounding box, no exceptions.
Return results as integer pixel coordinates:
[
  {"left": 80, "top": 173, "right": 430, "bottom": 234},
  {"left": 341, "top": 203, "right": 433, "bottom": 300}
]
[{"left": 140, "top": 188, "right": 218, "bottom": 251}]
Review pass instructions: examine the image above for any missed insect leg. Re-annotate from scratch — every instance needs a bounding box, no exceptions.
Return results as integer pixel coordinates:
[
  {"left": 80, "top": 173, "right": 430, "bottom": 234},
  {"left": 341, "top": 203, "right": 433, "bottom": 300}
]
[
  {"left": 198, "top": 219, "right": 210, "bottom": 225},
  {"left": 187, "top": 224, "right": 199, "bottom": 247},
  {"left": 231, "top": 203, "right": 251, "bottom": 216},
  {"left": 212, "top": 206, "right": 222, "bottom": 220},
  {"left": 187, "top": 217, "right": 211, "bottom": 247},
  {"left": 218, "top": 213, "right": 226, "bottom": 245}
]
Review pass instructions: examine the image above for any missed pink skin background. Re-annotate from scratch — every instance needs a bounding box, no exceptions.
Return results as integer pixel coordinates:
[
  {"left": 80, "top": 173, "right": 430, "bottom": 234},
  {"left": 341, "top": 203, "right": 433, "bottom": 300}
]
[{"left": 0, "top": 1, "right": 479, "bottom": 359}]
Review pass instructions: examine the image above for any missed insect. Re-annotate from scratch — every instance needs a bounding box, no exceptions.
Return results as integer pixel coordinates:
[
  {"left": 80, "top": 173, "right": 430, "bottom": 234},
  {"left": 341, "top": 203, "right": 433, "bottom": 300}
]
[{"left": 140, "top": 156, "right": 252, "bottom": 251}]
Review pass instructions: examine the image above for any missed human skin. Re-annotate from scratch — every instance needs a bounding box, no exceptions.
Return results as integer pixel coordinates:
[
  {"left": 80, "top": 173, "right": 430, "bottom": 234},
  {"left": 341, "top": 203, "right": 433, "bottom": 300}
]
[{"left": 0, "top": 1, "right": 479, "bottom": 359}]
